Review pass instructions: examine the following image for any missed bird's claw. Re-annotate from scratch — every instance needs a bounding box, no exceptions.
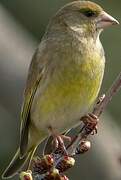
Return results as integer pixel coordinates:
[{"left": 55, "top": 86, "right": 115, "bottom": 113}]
[
  {"left": 52, "top": 134, "right": 71, "bottom": 155},
  {"left": 80, "top": 113, "right": 99, "bottom": 135}
]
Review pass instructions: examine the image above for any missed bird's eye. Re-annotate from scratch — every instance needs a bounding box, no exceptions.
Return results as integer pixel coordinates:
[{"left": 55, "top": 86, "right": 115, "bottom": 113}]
[{"left": 83, "top": 10, "right": 96, "bottom": 17}]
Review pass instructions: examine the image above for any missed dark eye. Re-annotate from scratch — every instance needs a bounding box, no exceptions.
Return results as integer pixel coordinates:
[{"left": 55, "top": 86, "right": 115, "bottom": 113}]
[{"left": 83, "top": 10, "right": 96, "bottom": 17}]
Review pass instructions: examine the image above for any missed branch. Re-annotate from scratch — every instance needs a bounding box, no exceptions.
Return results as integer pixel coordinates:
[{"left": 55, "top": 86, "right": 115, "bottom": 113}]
[{"left": 94, "top": 72, "right": 121, "bottom": 116}]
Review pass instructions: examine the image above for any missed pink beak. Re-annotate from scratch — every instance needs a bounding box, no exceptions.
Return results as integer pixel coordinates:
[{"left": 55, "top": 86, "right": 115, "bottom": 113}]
[{"left": 97, "top": 11, "right": 119, "bottom": 29}]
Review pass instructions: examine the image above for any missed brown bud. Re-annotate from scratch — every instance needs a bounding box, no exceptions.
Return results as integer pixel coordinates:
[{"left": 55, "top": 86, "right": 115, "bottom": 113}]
[
  {"left": 19, "top": 170, "right": 33, "bottom": 180},
  {"left": 44, "top": 168, "right": 59, "bottom": 180},
  {"left": 56, "top": 156, "right": 75, "bottom": 173},
  {"left": 44, "top": 168, "right": 69, "bottom": 180},
  {"left": 60, "top": 175, "right": 69, "bottom": 180},
  {"left": 32, "top": 155, "right": 54, "bottom": 174},
  {"left": 76, "top": 140, "right": 91, "bottom": 154}
]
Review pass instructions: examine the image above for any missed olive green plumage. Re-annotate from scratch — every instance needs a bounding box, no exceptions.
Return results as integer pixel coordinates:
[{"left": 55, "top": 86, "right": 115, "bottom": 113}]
[{"left": 2, "top": 1, "right": 119, "bottom": 179}]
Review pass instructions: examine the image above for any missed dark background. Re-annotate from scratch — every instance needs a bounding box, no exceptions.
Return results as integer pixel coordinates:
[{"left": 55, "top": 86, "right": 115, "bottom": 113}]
[{"left": 0, "top": 0, "right": 121, "bottom": 179}]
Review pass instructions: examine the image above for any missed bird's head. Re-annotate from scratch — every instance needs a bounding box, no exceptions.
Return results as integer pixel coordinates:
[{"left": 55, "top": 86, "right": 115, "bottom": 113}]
[{"left": 51, "top": 1, "right": 119, "bottom": 38}]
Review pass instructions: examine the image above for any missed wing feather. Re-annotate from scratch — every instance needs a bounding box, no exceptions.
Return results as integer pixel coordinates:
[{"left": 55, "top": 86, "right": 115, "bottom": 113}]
[{"left": 19, "top": 49, "right": 45, "bottom": 157}]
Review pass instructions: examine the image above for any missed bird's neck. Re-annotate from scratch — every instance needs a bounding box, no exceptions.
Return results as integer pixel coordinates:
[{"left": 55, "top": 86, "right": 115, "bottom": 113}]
[
  {"left": 44, "top": 22, "right": 104, "bottom": 61},
  {"left": 67, "top": 26, "right": 103, "bottom": 59}
]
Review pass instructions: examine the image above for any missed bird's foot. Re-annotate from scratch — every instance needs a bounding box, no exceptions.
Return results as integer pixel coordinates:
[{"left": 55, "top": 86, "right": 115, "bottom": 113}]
[
  {"left": 48, "top": 127, "right": 71, "bottom": 155},
  {"left": 53, "top": 135, "right": 72, "bottom": 155},
  {"left": 80, "top": 113, "right": 99, "bottom": 135}
]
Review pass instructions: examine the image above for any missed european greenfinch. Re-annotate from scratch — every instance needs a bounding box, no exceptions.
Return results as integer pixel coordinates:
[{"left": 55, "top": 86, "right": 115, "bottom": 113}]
[{"left": 2, "top": 1, "right": 119, "bottom": 179}]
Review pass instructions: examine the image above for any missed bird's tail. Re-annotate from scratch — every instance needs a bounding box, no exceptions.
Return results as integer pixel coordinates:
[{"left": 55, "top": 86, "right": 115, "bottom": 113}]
[{"left": 2, "top": 147, "right": 36, "bottom": 179}]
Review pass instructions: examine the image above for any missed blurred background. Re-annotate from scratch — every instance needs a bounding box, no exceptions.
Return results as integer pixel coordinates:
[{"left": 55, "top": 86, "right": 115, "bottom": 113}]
[{"left": 0, "top": 0, "right": 121, "bottom": 179}]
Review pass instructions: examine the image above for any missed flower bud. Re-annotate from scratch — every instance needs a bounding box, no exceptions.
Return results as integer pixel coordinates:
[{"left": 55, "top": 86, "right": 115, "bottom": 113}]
[
  {"left": 56, "top": 156, "right": 75, "bottom": 173},
  {"left": 19, "top": 170, "right": 32, "bottom": 180},
  {"left": 44, "top": 168, "right": 69, "bottom": 180},
  {"left": 32, "top": 155, "right": 54, "bottom": 174},
  {"left": 44, "top": 168, "right": 59, "bottom": 180},
  {"left": 60, "top": 174, "right": 69, "bottom": 180},
  {"left": 76, "top": 140, "right": 91, "bottom": 154}
]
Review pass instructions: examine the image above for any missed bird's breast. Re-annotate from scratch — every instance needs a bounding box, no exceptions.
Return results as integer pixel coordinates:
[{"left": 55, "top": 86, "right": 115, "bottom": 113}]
[{"left": 31, "top": 53, "right": 105, "bottom": 132}]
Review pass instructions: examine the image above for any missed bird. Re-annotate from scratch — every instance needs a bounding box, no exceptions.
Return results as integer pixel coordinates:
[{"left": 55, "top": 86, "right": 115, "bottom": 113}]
[{"left": 2, "top": 1, "right": 119, "bottom": 179}]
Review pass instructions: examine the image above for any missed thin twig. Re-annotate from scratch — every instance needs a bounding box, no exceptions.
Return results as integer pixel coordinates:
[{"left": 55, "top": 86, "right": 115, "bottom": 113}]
[{"left": 93, "top": 72, "right": 121, "bottom": 116}]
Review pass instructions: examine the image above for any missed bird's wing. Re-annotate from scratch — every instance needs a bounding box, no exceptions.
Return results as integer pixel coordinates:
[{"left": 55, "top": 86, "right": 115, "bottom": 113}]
[{"left": 20, "top": 48, "right": 46, "bottom": 157}]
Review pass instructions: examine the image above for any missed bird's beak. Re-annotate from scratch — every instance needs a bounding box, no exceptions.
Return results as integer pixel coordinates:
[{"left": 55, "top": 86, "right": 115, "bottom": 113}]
[{"left": 97, "top": 11, "right": 119, "bottom": 29}]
